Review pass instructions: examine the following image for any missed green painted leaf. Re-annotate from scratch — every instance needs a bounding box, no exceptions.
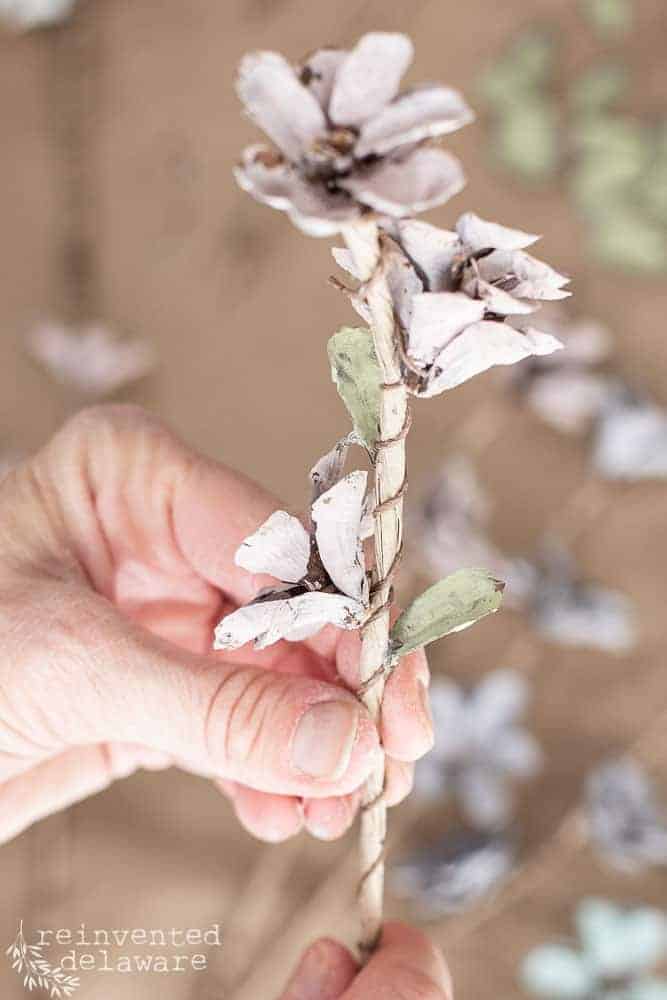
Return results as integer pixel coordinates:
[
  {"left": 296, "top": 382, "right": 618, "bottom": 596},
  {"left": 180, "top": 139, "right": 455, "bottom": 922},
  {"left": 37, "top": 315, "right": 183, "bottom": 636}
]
[
  {"left": 570, "top": 63, "right": 628, "bottom": 112},
  {"left": 582, "top": 0, "right": 633, "bottom": 39},
  {"left": 389, "top": 569, "right": 504, "bottom": 659},
  {"left": 493, "top": 98, "right": 560, "bottom": 181},
  {"left": 328, "top": 326, "right": 381, "bottom": 453}
]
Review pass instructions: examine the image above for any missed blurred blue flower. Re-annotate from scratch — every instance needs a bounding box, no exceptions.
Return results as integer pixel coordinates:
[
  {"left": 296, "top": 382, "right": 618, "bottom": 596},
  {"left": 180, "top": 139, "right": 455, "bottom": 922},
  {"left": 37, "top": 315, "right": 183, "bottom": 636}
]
[{"left": 522, "top": 899, "right": 667, "bottom": 1000}]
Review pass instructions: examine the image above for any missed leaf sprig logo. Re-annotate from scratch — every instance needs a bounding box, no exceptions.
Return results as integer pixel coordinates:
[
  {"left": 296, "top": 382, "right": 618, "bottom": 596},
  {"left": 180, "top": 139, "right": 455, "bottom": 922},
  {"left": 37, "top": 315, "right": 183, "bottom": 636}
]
[{"left": 6, "top": 922, "right": 80, "bottom": 997}]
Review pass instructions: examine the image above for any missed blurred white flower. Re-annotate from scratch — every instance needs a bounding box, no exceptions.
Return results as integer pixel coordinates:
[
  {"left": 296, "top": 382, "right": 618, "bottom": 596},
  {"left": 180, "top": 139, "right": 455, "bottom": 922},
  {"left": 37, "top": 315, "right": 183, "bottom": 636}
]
[
  {"left": 414, "top": 669, "right": 542, "bottom": 830},
  {"left": 532, "top": 541, "right": 637, "bottom": 653},
  {"left": 390, "top": 829, "right": 515, "bottom": 918},
  {"left": 414, "top": 454, "right": 537, "bottom": 608},
  {"left": 0, "top": 0, "right": 74, "bottom": 29},
  {"left": 336, "top": 212, "right": 566, "bottom": 394},
  {"left": 214, "top": 440, "right": 370, "bottom": 650},
  {"left": 585, "top": 757, "right": 667, "bottom": 873},
  {"left": 522, "top": 898, "right": 667, "bottom": 1000},
  {"left": 593, "top": 392, "right": 667, "bottom": 480},
  {"left": 509, "top": 306, "right": 617, "bottom": 433},
  {"left": 235, "top": 32, "right": 473, "bottom": 235},
  {"left": 28, "top": 323, "right": 155, "bottom": 397}
]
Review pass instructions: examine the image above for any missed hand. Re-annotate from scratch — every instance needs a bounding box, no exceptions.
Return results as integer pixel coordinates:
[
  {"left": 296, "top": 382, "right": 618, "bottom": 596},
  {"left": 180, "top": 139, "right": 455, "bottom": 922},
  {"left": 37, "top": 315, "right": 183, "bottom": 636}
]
[
  {"left": 279, "top": 922, "right": 452, "bottom": 1000},
  {"left": 0, "top": 406, "right": 433, "bottom": 844}
]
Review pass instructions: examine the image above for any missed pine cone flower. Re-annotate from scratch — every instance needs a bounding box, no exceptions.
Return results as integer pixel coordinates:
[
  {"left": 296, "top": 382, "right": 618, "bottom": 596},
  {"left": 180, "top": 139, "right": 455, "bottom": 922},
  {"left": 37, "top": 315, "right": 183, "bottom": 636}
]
[
  {"left": 336, "top": 212, "right": 569, "bottom": 394},
  {"left": 235, "top": 32, "right": 473, "bottom": 236}
]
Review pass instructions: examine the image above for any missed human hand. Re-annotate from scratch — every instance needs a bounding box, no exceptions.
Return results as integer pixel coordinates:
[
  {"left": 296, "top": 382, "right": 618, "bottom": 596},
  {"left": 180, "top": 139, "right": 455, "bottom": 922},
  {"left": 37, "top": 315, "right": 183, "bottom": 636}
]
[
  {"left": 279, "top": 922, "right": 452, "bottom": 999},
  {"left": 0, "top": 406, "right": 433, "bottom": 844}
]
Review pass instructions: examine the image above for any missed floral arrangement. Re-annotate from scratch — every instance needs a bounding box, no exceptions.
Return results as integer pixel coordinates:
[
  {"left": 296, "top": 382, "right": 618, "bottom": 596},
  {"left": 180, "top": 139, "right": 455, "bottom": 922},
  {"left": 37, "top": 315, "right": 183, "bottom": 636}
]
[{"left": 214, "top": 30, "right": 568, "bottom": 952}]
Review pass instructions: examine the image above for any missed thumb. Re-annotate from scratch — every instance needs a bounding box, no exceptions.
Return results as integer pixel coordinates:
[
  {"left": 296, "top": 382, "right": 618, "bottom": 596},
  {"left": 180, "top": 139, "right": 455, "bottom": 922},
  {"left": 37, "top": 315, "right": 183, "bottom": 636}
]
[{"left": 10, "top": 582, "right": 380, "bottom": 798}]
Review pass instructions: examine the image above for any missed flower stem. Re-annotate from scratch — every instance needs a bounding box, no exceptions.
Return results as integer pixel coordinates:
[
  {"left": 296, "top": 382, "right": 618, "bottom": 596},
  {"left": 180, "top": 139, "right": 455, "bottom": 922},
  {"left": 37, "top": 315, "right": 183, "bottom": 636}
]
[{"left": 343, "top": 221, "right": 409, "bottom": 956}]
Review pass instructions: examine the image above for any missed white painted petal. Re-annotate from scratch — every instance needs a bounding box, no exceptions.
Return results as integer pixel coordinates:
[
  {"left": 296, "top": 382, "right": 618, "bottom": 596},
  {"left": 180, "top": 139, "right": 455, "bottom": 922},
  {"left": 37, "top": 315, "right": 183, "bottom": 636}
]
[
  {"left": 527, "top": 371, "right": 615, "bottom": 433},
  {"left": 237, "top": 51, "right": 326, "bottom": 161},
  {"left": 356, "top": 84, "right": 474, "bottom": 157},
  {"left": 288, "top": 183, "right": 360, "bottom": 235},
  {"left": 310, "top": 437, "right": 351, "bottom": 500},
  {"left": 213, "top": 596, "right": 296, "bottom": 650},
  {"left": 456, "top": 212, "right": 540, "bottom": 252},
  {"left": 331, "top": 246, "right": 362, "bottom": 280},
  {"left": 384, "top": 239, "right": 424, "bottom": 330},
  {"left": 329, "top": 32, "right": 414, "bottom": 127},
  {"left": 213, "top": 590, "right": 364, "bottom": 650},
  {"left": 422, "top": 322, "right": 563, "bottom": 396},
  {"left": 234, "top": 510, "right": 310, "bottom": 583},
  {"left": 395, "top": 219, "right": 460, "bottom": 290},
  {"left": 340, "top": 146, "right": 465, "bottom": 217},
  {"left": 281, "top": 591, "right": 365, "bottom": 641},
  {"left": 234, "top": 144, "right": 301, "bottom": 211},
  {"left": 299, "top": 48, "right": 346, "bottom": 111},
  {"left": 312, "top": 471, "right": 369, "bottom": 603},
  {"left": 480, "top": 250, "right": 571, "bottom": 301},
  {"left": 463, "top": 276, "right": 537, "bottom": 315},
  {"left": 408, "top": 292, "right": 486, "bottom": 367}
]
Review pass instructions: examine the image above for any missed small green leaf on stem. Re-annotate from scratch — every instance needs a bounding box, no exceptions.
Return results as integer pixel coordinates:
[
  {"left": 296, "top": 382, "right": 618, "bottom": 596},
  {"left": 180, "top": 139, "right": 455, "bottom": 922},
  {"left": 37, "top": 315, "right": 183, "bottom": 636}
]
[
  {"left": 328, "top": 326, "right": 382, "bottom": 452},
  {"left": 389, "top": 569, "right": 505, "bottom": 659}
]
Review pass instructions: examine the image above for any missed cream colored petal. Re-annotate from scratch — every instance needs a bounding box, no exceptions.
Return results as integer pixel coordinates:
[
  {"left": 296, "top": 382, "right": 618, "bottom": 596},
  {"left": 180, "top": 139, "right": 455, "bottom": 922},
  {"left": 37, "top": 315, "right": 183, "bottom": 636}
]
[
  {"left": 299, "top": 47, "right": 346, "bottom": 111},
  {"left": 237, "top": 50, "right": 326, "bottom": 160},
  {"left": 312, "top": 471, "right": 369, "bottom": 603},
  {"left": 396, "top": 218, "right": 460, "bottom": 290},
  {"left": 340, "top": 146, "right": 465, "bottom": 216},
  {"left": 234, "top": 510, "right": 310, "bottom": 584},
  {"left": 422, "top": 321, "right": 563, "bottom": 396},
  {"left": 408, "top": 292, "right": 486, "bottom": 367},
  {"left": 329, "top": 32, "right": 414, "bottom": 127},
  {"left": 456, "top": 212, "right": 540, "bottom": 252},
  {"left": 356, "top": 84, "right": 474, "bottom": 157}
]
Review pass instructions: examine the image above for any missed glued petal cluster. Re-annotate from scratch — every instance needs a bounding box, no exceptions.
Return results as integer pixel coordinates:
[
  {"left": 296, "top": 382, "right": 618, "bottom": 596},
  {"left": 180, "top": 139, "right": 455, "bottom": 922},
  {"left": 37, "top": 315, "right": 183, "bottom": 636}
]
[
  {"left": 235, "top": 32, "right": 473, "bottom": 235},
  {"left": 336, "top": 212, "right": 568, "bottom": 394},
  {"left": 214, "top": 441, "right": 370, "bottom": 650}
]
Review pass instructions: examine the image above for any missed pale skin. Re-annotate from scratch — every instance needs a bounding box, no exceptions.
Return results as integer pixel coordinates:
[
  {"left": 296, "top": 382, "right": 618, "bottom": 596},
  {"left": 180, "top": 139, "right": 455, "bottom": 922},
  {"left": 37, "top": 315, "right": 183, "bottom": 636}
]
[{"left": 0, "top": 405, "right": 445, "bottom": 997}]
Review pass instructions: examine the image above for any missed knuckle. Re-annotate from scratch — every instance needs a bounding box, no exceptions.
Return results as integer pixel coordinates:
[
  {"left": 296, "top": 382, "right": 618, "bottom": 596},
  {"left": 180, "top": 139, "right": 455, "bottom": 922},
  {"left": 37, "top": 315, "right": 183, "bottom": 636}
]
[{"left": 205, "top": 666, "right": 288, "bottom": 770}]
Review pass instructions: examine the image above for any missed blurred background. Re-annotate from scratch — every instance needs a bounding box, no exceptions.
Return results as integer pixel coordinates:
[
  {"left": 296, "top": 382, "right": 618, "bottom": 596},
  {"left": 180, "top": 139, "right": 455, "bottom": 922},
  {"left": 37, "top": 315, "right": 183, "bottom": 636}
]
[{"left": 1, "top": 0, "right": 666, "bottom": 997}]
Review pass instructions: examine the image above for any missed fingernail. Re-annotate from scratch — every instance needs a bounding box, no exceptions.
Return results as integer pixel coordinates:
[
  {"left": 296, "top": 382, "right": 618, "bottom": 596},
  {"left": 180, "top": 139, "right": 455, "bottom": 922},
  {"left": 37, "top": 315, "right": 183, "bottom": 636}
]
[
  {"left": 292, "top": 701, "right": 359, "bottom": 779},
  {"left": 418, "top": 681, "right": 434, "bottom": 747}
]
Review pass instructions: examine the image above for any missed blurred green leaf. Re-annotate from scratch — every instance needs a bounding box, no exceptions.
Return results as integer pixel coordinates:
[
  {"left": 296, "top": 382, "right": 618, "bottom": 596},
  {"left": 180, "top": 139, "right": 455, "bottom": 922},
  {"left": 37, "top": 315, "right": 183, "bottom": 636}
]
[
  {"left": 327, "top": 326, "right": 381, "bottom": 453},
  {"left": 493, "top": 98, "right": 560, "bottom": 181},
  {"left": 478, "top": 28, "right": 556, "bottom": 109},
  {"left": 591, "top": 207, "right": 667, "bottom": 273},
  {"left": 570, "top": 63, "right": 628, "bottom": 113},
  {"left": 640, "top": 161, "right": 667, "bottom": 224},
  {"left": 582, "top": 0, "right": 633, "bottom": 39},
  {"left": 572, "top": 115, "right": 647, "bottom": 162},
  {"left": 389, "top": 569, "right": 504, "bottom": 659}
]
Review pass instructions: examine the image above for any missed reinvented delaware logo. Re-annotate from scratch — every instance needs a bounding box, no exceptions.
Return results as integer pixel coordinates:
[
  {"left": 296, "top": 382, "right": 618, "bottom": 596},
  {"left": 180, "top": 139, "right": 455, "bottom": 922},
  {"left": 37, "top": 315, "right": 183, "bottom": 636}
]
[{"left": 6, "top": 922, "right": 79, "bottom": 997}]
